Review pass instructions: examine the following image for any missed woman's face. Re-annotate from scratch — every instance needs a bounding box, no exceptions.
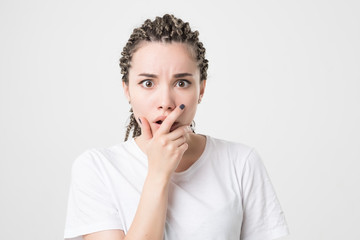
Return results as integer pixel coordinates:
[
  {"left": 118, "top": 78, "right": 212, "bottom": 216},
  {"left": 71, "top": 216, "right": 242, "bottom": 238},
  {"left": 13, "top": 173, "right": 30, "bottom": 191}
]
[{"left": 123, "top": 41, "right": 206, "bottom": 134}]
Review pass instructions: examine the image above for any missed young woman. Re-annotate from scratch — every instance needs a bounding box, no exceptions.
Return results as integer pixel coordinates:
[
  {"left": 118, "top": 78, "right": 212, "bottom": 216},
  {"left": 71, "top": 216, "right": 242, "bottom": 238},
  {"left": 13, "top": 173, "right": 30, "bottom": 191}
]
[{"left": 64, "top": 14, "right": 289, "bottom": 240}]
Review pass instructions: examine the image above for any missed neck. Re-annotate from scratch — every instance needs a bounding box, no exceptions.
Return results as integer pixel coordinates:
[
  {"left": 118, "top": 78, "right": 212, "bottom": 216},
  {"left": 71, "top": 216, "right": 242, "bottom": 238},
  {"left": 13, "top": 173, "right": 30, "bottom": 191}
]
[
  {"left": 182, "top": 133, "right": 204, "bottom": 157},
  {"left": 135, "top": 133, "right": 206, "bottom": 173}
]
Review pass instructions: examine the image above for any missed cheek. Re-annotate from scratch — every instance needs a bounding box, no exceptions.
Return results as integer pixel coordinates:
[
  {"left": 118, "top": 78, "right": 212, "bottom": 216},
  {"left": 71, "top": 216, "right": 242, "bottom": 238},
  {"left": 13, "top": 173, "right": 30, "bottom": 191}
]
[
  {"left": 131, "top": 98, "right": 152, "bottom": 116},
  {"left": 181, "top": 90, "right": 199, "bottom": 106}
]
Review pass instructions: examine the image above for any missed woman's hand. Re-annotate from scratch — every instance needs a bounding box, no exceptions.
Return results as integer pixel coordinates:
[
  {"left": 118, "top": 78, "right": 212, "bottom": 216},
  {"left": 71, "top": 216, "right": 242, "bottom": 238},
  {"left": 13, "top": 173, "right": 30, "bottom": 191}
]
[{"left": 138, "top": 104, "right": 191, "bottom": 181}]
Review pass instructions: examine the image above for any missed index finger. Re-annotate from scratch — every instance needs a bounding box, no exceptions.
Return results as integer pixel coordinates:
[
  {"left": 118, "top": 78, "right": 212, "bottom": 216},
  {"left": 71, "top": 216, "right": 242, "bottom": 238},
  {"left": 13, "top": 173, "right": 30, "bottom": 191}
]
[{"left": 157, "top": 104, "right": 185, "bottom": 135}]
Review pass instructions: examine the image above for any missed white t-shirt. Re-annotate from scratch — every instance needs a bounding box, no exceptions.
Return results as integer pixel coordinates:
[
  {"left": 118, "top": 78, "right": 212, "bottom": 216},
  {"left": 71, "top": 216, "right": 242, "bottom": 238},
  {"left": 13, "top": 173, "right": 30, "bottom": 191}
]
[{"left": 64, "top": 135, "right": 289, "bottom": 240}]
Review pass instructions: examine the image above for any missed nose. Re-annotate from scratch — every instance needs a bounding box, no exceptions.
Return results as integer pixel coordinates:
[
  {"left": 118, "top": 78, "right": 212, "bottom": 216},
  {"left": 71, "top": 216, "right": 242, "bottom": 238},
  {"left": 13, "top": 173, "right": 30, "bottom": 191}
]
[{"left": 157, "top": 86, "right": 175, "bottom": 111}]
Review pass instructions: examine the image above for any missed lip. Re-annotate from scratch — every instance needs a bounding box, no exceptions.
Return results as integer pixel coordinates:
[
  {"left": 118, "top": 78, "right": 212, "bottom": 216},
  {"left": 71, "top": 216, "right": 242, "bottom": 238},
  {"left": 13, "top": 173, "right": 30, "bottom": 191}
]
[
  {"left": 152, "top": 116, "right": 179, "bottom": 131},
  {"left": 153, "top": 116, "right": 167, "bottom": 124}
]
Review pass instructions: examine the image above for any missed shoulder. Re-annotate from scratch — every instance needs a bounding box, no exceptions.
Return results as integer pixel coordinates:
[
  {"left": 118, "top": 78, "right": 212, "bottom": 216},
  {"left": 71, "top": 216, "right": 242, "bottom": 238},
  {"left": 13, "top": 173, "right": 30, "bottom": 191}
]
[
  {"left": 205, "top": 135, "right": 255, "bottom": 159},
  {"left": 204, "top": 135, "right": 264, "bottom": 173},
  {"left": 71, "top": 141, "right": 133, "bottom": 176}
]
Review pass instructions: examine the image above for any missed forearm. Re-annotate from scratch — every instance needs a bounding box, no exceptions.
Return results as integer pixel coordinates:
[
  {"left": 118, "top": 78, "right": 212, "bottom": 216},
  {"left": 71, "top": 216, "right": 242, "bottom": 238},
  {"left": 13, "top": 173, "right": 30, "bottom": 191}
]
[
  {"left": 124, "top": 174, "right": 170, "bottom": 240},
  {"left": 123, "top": 109, "right": 188, "bottom": 240}
]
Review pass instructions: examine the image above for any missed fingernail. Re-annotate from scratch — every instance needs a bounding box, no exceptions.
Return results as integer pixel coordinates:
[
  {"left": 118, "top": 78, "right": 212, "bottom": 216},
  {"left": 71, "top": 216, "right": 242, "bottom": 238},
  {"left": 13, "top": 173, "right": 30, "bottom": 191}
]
[
  {"left": 138, "top": 118, "right": 142, "bottom": 124},
  {"left": 179, "top": 104, "right": 185, "bottom": 110}
]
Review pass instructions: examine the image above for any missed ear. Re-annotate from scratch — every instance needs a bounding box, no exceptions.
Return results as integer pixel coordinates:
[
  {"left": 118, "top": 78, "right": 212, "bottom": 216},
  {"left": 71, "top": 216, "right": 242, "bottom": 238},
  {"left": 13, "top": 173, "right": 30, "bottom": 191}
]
[
  {"left": 122, "top": 81, "right": 131, "bottom": 102},
  {"left": 199, "top": 79, "right": 206, "bottom": 99}
]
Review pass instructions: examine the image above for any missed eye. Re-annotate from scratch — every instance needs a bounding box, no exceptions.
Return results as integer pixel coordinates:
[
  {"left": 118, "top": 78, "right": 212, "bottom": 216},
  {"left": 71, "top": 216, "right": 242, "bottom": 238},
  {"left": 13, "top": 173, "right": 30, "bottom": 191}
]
[
  {"left": 176, "top": 80, "right": 191, "bottom": 88},
  {"left": 139, "top": 80, "right": 154, "bottom": 88}
]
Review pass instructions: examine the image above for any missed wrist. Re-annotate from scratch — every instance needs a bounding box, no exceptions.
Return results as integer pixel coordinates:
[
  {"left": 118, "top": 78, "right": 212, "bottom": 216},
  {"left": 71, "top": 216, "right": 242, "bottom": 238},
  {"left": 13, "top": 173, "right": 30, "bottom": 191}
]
[{"left": 145, "top": 171, "right": 171, "bottom": 189}]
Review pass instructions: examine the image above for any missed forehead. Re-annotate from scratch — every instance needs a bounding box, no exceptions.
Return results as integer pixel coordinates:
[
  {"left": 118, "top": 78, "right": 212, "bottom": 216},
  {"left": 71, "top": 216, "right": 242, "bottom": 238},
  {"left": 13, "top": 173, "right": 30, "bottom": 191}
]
[{"left": 130, "top": 42, "right": 198, "bottom": 75}]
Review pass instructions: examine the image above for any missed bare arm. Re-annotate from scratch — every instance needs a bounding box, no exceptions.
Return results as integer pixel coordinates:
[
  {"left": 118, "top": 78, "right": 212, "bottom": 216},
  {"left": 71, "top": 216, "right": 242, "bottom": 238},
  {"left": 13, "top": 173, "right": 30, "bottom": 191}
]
[
  {"left": 83, "top": 230, "right": 125, "bottom": 240},
  {"left": 83, "top": 105, "right": 189, "bottom": 240}
]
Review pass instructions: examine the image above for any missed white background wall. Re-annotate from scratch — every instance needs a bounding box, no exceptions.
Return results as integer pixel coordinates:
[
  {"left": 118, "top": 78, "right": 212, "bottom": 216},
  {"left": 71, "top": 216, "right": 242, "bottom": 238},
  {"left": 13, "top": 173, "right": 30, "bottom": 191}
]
[{"left": 1, "top": 0, "right": 359, "bottom": 239}]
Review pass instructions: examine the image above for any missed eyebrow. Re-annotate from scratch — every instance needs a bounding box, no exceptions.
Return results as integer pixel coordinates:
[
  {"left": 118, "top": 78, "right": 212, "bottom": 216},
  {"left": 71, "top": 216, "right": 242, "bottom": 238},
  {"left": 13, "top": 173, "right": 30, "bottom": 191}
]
[
  {"left": 138, "top": 73, "right": 193, "bottom": 78},
  {"left": 174, "top": 73, "right": 193, "bottom": 78}
]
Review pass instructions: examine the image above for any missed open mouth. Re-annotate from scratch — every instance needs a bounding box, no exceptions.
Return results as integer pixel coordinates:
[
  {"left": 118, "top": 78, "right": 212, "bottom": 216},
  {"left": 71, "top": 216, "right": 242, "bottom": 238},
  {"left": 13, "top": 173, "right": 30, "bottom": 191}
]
[{"left": 154, "top": 120, "right": 179, "bottom": 131}]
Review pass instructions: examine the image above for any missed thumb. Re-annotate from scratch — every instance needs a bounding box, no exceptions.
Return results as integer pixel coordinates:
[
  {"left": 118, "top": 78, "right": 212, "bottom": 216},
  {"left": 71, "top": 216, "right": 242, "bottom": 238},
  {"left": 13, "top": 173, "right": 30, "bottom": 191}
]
[{"left": 138, "top": 117, "right": 153, "bottom": 140}]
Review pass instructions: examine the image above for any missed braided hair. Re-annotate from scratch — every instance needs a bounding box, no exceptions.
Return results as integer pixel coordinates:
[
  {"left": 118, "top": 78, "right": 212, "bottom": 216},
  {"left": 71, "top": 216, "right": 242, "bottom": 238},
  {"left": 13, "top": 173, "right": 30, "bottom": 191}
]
[{"left": 120, "top": 14, "right": 209, "bottom": 141}]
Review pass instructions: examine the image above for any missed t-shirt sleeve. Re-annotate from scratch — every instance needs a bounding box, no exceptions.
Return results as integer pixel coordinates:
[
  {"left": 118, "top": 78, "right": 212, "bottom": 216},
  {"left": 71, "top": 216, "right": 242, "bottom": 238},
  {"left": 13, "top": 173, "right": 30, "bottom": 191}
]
[
  {"left": 239, "top": 149, "right": 289, "bottom": 240},
  {"left": 64, "top": 150, "right": 124, "bottom": 240}
]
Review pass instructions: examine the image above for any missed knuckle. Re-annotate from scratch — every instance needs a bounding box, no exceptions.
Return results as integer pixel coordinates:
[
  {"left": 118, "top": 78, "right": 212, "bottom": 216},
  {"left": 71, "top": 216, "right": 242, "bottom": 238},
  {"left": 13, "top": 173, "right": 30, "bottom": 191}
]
[
  {"left": 173, "top": 149, "right": 180, "bottom": 158},
  {"left": 159, "top": 137, "right": 167, "bottom": 146},
  {"left": 182, "top": 128, "right": 187, "bottom": 134},
  {"left": 167, "top": 144, "right": 175, "bottom": 152},
  {"left": 183, "top": 126, "right": 191, "bottom": 134}
]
